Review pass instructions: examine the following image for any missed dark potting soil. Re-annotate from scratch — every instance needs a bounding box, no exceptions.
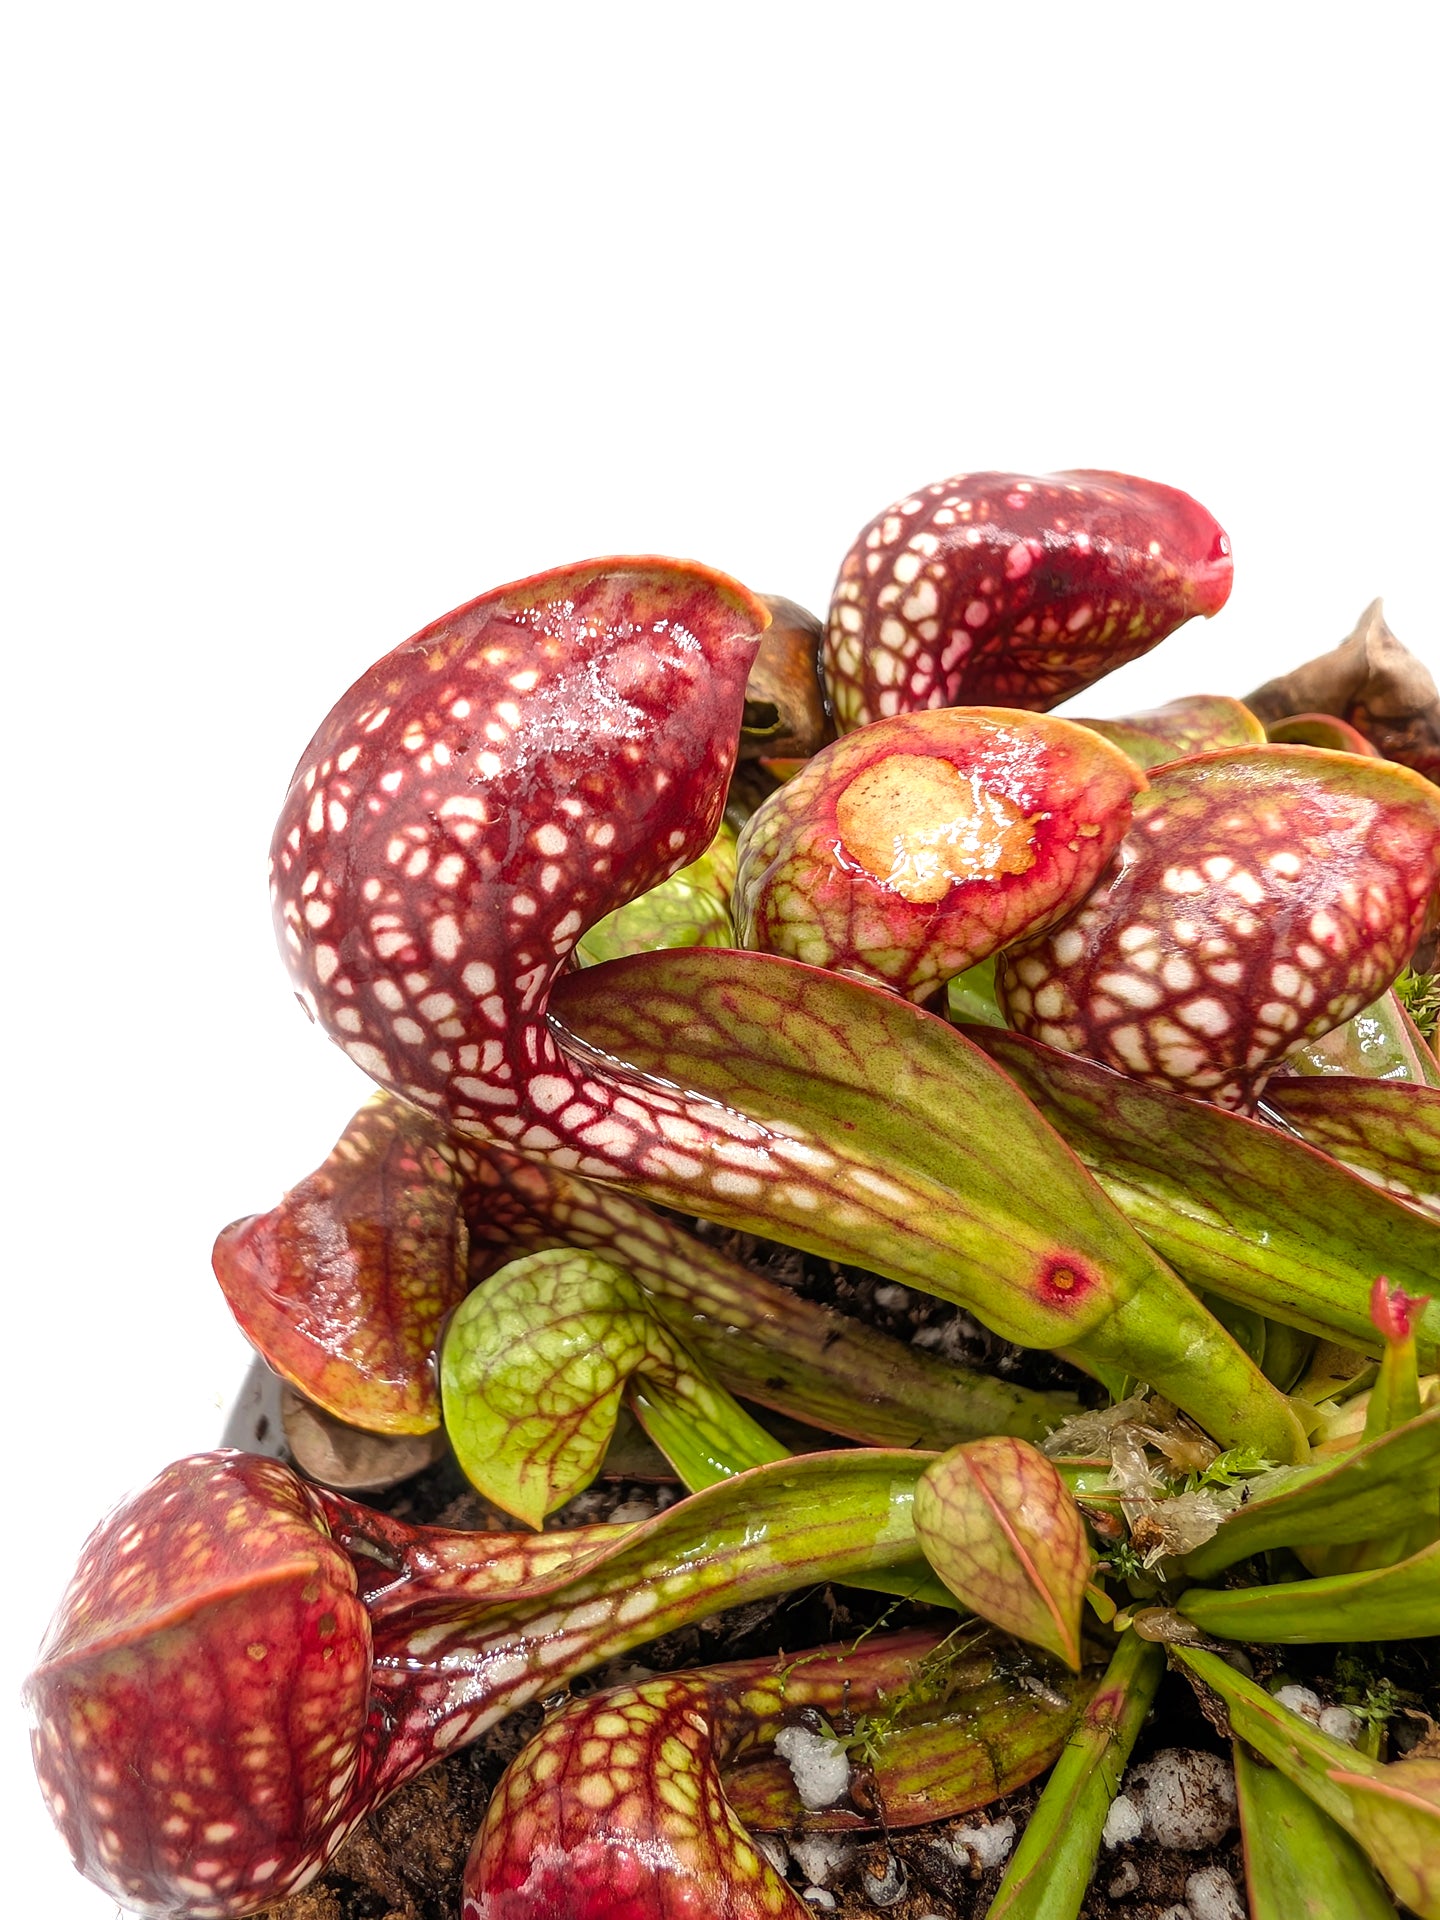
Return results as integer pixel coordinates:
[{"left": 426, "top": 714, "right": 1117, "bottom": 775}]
[{"left": 255, "top": 1233, "right": 1434, "bottom": 1920}]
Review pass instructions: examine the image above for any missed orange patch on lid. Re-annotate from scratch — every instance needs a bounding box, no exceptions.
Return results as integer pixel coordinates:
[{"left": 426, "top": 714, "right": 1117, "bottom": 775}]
[{"left": 836, "top": 753, "right": 1038, "bottom": 903}]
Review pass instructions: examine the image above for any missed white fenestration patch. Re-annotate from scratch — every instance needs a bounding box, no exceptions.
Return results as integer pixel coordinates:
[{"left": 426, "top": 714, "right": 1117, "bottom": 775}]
[{"left": 430, "top": 914, "right": 461, "bottom": 960}]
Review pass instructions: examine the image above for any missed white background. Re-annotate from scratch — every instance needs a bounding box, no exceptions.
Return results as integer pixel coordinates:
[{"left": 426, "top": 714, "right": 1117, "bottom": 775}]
[{"left": 6, "top": 5, "right": 1437, "bottom": 1912}]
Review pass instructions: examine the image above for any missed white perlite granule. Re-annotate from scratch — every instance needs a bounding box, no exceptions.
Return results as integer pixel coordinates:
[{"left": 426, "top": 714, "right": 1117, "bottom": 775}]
[
  {"left": 1101, "top": 1793, "right": 1144, "bottom": 1847},
  {"left": 1128, "top": 1749, "right": 1237, "bottom": 1849},
  {"left": 753, "top": 1834, "right": 789, "bottom": 1879},
  {"left": 1273, "top": 1684, "right": 1322, "bottom": 1721},
  {"left": 947, "top": 1815, "right": 1017, "bottom": 1871},
  {"left": 1186, "top": 1864, "right": 1247, "bottom": 1920},
  {"left": 1318, "top": 1705, "right": 1361, "bottom": 1744},
  {"left": 605, "top": 1498, "right": 658, "bottom": 1524},
  {"left": 1273, "top": 1686, "right": 1360, "bottom": 1745},
  {"left": 911, "top": 1312, "right": 983, "bottom": 1359},
  {"left": 774, "top": 1724, "right": 853, "bottom": 1811},
  {"left": 788, "top": 1836, "right": 853, "bottom": 1888}
]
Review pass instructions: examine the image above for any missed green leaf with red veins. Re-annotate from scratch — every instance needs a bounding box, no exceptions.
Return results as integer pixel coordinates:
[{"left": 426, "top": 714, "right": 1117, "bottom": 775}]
[
  {"left": 913, "top": 1439, "right": 1091, "bottom": 1668},
  {"left": 27, "top": 1447, "right": 937, "bottom": 1918},
  {"left": 996, "top": 745, "right": 1440, "bottom": 1111},
  {"left": 1266, "top": 1077, "right": 1440, "bottom": 1213},
  {"left": 1284, "top": 986, "right": 1440, "bottom": 1084},
  {"left": 970, "top": 1028, "right": 1440, "bottom": 1360},
  {"left": 1178, "top": 1536, "right": 1440, "bottom": 1641},
  {"left": 1235, "top": 1741, "right": 1399, "bottom": 1920},
  {"left": 733, "top": 708, "right": 1143, "bottom": 1000},
  {"left": 1267, "top": 711, "right": 1382, "bottom": 756},
  {"left": 439, "top": 1248, "right": 785, "bottom": 1525},
  {"left": 549, "top": 947, "right": 1308, "bottom": 1461},
  {"left": 212, "top": 1093, "right": 469, "bottom": 1433},
  {"left": 823, "top": 470, "right": 1232, "bottom": 733},
  {"left": 1322, "top": 1759, "right": 1440, "bottom": 1920},
  {"left": 1175, "top": 1645, "right": 1440, "bottom": 1920},
  {"left": 577, "top": 824, "right": 738, "bottom": 966},
  {"left": 1180, "top": 1406, "right": 1440, "bottom": 1579},
  {"left": 453, "top": 1127, "right": 1078, "bottom": 1448},
  {"left": 1303, "top": 1290, "right": 1439, "bottom": 1571},
  {"left": 440, "top": 1243, "right": 956, "bottom": 1605},
  {"left": 1069, "top": 694, "right": 1266, "bottom": 770},
  {"left": 621, "top": 1384, "right": 806, "bottom": 1533}
]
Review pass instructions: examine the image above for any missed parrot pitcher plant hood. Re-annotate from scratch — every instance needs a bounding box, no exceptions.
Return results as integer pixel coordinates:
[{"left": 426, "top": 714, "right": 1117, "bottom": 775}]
[
  {"left": 996, "top": 746, "right": 1440, "bottom": 1111},
  {"left": 30, "top": 478, "right": 1440, "bottom": 1920},
  {"left": 821, "top": 469, "right": 1233, "bottom": 732},
  {"left": 268, "top": 554, "right": 1303, "bottom": 1462},
  {"left": 270, "top": 557, "right": 770, "bottom": 1149}
]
